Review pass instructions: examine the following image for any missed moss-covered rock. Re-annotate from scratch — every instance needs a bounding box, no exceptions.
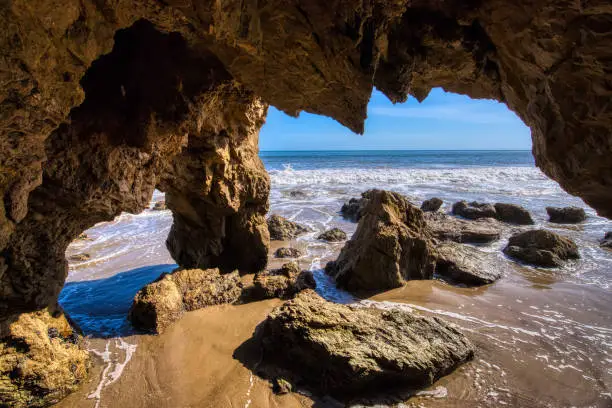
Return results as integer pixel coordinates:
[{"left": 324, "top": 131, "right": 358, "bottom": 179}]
[{"left": 0, "top": 310, "right": 89, "bottom": 408}]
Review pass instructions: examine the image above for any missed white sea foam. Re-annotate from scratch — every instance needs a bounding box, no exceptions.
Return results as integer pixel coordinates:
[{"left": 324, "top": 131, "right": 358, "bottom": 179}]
[
  {"left": 87, "top": 338, "right": 138, "bottom": 408},
  {"left": 268, "top": 166, "right": 564, "bottom": 197}
]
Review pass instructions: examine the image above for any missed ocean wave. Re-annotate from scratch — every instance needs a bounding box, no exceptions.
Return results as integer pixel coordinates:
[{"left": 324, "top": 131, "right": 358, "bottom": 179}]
[
  {"left": 268, "top": 166, "right": 565, "bottom": 197},
  {"left": 270, "top": 166, "right": 549, "bottom": 185}
]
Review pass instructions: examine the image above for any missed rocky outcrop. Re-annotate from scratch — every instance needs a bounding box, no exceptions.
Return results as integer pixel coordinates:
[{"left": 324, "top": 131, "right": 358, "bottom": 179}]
[
  {"left": 503, "top": 230, "right": 580, "bottom": 267},
  {"left": 424, "top": 212, "right": 501, "bottom": 244},
  {"left": 494, "top": 203, "right": 534, "bottom": 225},
  {"left": 317, "top": 228, "right": 347, "bottom": 242},
  {"left": 435, "top": 242, "right": 502, "bottom": 286},
  {"left": 421, "top": 197, "right": 444, "bottom": 212},
  {"left": 326, "top": 190, "right": 436, "bottom": 292},
  {"left": 129, "top": 268, "right": 242, "bottom": 334},
  {"left": 251, "top": 262, "right": 316, "bottom": 300},
  {"left": 601, "top": 232, "right": 612, "bottom": 250},
  {"left": 1, "top": 0, "right": 612, "bottom": 405},
  {"left": 452, "top": 201, "right": 497, "bottom": 220},
  {"left": 257, "top": 290, "right": 474, "bottom": 400},
  {"left": 274, "top": 247, "right": 302, "bottom": 258},
  {"left": 152, "top": 201, "right": 167, "bottom": 211},
  {"left": 0, "top": 310, "right": 89, "bottom": 408},
  {"left": 546, "top": 206, "right": 587, "bottom": 224},
  {"left": 68, "top": 253, "right": 90, "bottom": 262},
  {"left": 267, "top": 215, "right": 309, "bottom": 241},
  {"left": 340, "top": 197, "right": 368, "bottom": 222}
]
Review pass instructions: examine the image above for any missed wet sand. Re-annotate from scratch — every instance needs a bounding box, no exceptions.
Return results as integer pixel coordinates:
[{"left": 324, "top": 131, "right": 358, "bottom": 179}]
[
  {"left": 59, "top": 186, "right": 612, "bottom": 407},
  {"left": 57, "top": 299, "right": 313, "bottom": 408},
  {"left": 60, "top": 243, "right": 611, "bottom": 408},
  {"left": 369, "top": 277, "right": 612, "bottom": 407}
]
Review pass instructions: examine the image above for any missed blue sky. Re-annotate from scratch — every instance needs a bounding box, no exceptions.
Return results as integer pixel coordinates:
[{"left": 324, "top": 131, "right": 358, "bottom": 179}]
[{"left": 259, "top": 88, "right": 531, "bottom": 151}]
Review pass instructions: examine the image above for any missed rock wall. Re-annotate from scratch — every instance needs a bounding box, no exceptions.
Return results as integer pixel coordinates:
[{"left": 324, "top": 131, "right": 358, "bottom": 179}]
[{"left": 0, "top": 0, "right": 611, "bottom": 405}]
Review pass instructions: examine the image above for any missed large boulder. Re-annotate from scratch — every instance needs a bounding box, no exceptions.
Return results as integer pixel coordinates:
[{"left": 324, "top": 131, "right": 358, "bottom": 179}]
[
  {"left": 424, "top": 212, "right": 501, "bottom": 244},
  {"left": 0, "top": 310, "right": 89, "bottom": 408},
  {"left": 257, "top": 290, "right": 474, "bottom": 399},
  {"left": 494, "top": 203, "right": 534, "bottom": 225},
  {"left": 251, "top": 262, "right": 316, "bottom": 300},
  {"left": 435, "top": 242, "right": 502, "bottom": 286},
  {"left": 152, "top": 200, "right": 167, "bottom": 211},
  {"left": 129, "top": 268, "right": 242, "bottom": 333},
  {"left": 267, "top": 215, "right": 309, "bottom": 240},
  {"left": 274, "top": 247, "right": 302, "bottom": 258},
  {"left": 601, "top": 232, "right": 612, "bottom": 250},
  {"left": 452, "top": 201, "right": 497, "bottom": 220},
  {"left": 503, "top": 230, "right": 580, "bottom": 267},
  {"left": 421, "top": 197, "right": 444, "bottom": 212},
  {"left": 546, "top": 206, "right": 587, "bottom": 224},
  {"left": 340, "top": 196, "right": 368, "bottom": 222},
  {"left": 325, "top": 190, "right": 436, "bottom": 292},
  {"left": 317, "top": 228, "right": 347, "bottom": 242}
]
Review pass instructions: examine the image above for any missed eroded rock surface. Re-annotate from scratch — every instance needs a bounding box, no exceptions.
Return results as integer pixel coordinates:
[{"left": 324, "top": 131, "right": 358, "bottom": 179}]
[
  {"left": 340, "top": 197, "right": 368, "bottom": 222},
  {"left": 424, "top": 212, "right": 501, "bottom": 244},
  {"left": 601, "top": 232, "right": 612, "bottom": 250},
  {"left": 326, "top": 190, "right": 436, "bottom": 292},
  {"left": 152, "top": 201, "right": 167, "bottom": 211},
  {"left": 435, "top": 242, "right": 502, "bottom": 286},
  {"left": 317, "top": 228, "right": 347, "bottom": 242},
  {"left": 0, "top": 310, "right": 89, "bottom": 408},
  {"left": 267, "top": 215, "right": 309, "bottom": 241},
  {"left": 274, "top": 247, "right": 302, "bottom": 258},
  {"left": 503, "top": 230, "right": 580, "bottom": 267},
  {"left": 1, "top": 0, "right": 612, "bottom": 405},
  {"left": 546, "top": 206, "right": 587, "bottom": 224},
  {"left": 421, "top": 197, "right": 444, "bottom": 212},
  {"left": 251, "top": 262, "right": 316, "bottom": 300},
  {"left": 494, "top": 203, "right": 534, "bottom": 225},
  {"left": 129, "top": 268, "right": 242, "bottom": 333},
  {"left": 257, "top": 290, "right": 474, "bottom": 400},
  {"left": 452, "top": 201, "right": 497, "bottom": 220}
]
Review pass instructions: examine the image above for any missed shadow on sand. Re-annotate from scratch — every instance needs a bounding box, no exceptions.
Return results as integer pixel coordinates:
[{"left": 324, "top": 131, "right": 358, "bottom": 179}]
[{"left": 59, "top": 263, "right": 176, "bottom": 338}]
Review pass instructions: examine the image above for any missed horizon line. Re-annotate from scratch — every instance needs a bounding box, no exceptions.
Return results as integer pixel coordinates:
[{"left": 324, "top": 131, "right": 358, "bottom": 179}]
[{"left": 259, "top": 148, "right": 533, "bottom": 152}]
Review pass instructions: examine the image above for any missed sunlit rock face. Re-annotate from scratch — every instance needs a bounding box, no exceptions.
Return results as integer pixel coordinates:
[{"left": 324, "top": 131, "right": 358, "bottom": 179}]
[{"left": 0, "top": 0, "right": 610, "bottom": 405}]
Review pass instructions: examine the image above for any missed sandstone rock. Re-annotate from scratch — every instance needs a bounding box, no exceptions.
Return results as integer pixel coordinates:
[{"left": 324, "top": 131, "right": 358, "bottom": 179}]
[
  {"left": 152, "top": 201, "right": 167, "bottom": 211},
  {"left": 273, "top": 377, "right": 293, "bottom": 395},
  {"left": 76, "top": 232, "right": 90, "bottom": 240},
  {"left": 267, "top": 215, "right": 309, "bottom": 241},
  {"left": 317, "top": 228, "right": 347, "bottom": 242},
  {"left": 503, "top": 230, "right": 580, "bottom": 267},
  {"left": 258, "top": 290, "right": 474, "bottom": 399},
  {"left": 452, "top": 201, "right": 497, "bottom": 220},
  {"left": 435, "top": 242, "right": 502, "bottom": 286},
  {"left": 340, "top": 197, "right": 367, "bottom": 222},
  {"left": 601, "top": 232, "right": 612, "bottom": 249},
  {"left": 274, "top": 247, "right": 302, "bottom": 258},
  {"left": 252, "top": 262, "right": 316, "bottom": 300},
  {"left": 494, "top": 203, "right": 534, "bottom": 225},
  {"left": 421, "top": 197, "right": 444, "bottom": 212},
  {"left": 424, "top": 212, "right": 501, "bottom": 244},
  {"left": 326, "top": 190, "right": 436, "bottom": 292},
  {"left": 68, "top": 253, "right": 91, "bottom": 262},
  {"left": 129, "top": 268, "right": 242, "bottom": 334},
  {"left": 1, "top": 1, "right": 612, "bottom": 405},
  {"left": 282, "top": 190, "right": 310, "bottom": 200},
  {"left": 0, "top": 310, "right": 89, "bottom": 408},
  {"left": 546, "top": 206, "right": 587, "bottom": 224}
]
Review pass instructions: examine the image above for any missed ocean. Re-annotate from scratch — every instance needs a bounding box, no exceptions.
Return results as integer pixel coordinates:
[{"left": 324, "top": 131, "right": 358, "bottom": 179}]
[{"left": 60, "top": 150, "right": 612, "bottom": 407}]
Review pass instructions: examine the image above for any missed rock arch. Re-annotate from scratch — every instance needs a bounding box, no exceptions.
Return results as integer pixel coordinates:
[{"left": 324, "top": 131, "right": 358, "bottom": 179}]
[{"left": 0, "top": 0, "right": 610, "bottom": 405}]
